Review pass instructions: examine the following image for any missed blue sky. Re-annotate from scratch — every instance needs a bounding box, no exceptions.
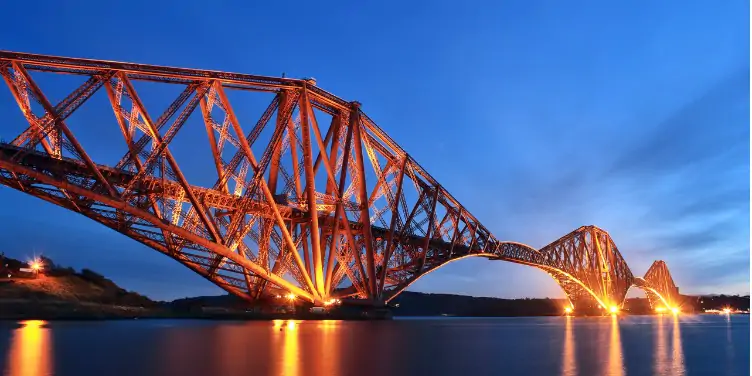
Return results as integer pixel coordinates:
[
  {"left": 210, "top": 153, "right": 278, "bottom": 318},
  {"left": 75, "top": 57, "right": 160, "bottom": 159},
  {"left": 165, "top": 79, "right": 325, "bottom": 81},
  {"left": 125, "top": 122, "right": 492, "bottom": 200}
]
[{"left": 0, "top": 0, "right": 748, "bottom": 300}]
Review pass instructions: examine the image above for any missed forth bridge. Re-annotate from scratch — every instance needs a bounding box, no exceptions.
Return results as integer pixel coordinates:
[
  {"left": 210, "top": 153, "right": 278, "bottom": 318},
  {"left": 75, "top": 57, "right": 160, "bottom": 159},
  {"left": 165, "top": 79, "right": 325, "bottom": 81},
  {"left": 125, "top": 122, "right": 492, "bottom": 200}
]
[{"left": 0, "top": 51, "right": 681, "bottom": 315}]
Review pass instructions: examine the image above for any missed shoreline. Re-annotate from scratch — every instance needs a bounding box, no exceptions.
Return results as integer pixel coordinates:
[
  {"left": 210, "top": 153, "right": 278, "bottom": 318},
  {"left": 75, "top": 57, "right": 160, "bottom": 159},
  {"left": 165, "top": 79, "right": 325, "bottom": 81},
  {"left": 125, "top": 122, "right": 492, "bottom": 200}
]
[
  {"left": 2, "top": 313, "right": 746, "bottom": 322},
  {"left": 1, "top": 271, "right": 748, "bottom": 321},
  {"left": 2, "top": 304, "right": 741, "bottom": 322},
  {"left": 0, "top": 299, "right": 396, "bottom": 321}
]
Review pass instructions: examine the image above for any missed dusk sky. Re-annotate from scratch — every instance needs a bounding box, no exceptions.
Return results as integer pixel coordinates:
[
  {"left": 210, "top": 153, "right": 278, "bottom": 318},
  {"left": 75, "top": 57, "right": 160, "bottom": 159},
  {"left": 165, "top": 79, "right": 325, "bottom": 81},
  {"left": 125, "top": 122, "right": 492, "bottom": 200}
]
[{"left": 0, "top": 1, "right": 748, "bottom": 301}]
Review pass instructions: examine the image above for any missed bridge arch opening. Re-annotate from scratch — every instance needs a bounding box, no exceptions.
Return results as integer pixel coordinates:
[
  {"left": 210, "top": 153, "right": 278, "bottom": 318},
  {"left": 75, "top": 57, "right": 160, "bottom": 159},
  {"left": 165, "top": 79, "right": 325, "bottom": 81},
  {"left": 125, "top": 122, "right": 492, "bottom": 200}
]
[
  {"left": 626, "top": 284, "right": 673, "bottom": 313},
  {"left": 395, "top": 255, "right": 559, "bottom": 295},
  {"left": 382, "top": 250, "right": 607, "bottom": 312},
  {"left": 534, "top": 265, "right": 613, "bottom": 312},
  {"left": 387, "top": 254, "right": 575, "bottom": 312}
]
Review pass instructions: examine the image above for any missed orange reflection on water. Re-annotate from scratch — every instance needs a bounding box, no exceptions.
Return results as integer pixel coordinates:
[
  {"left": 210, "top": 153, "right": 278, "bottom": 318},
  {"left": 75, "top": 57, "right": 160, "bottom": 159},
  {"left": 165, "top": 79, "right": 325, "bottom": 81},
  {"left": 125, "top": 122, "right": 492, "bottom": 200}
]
[
  {"left": 670, "top": 315, "right": 685, "bottom": 374},
  {"left": 281, "top": 320, "right": 300, "bottom": 376},
  {"left": 3, "top": 320, "right": 52, "bottom": 376},
  {"left": 654, "top": 315, "right": 685, "bottom": 375},
  {"left": 270, "top": 320, "right": 341, "bottom": 376},
  {"left": 654, "top": 315, "right": 668, "bottom": 375},
  {"left": 606, "top": 315, "right": 625, "bottom": 376},
  {"left": 212, "top": 323, "right": 253, "bottom": 376},
  {"left": 317, "top": 320, "right": 341, "bottom": 376},
  {"left": 561, "top": 316, "right": 577, "bottom": 376}
]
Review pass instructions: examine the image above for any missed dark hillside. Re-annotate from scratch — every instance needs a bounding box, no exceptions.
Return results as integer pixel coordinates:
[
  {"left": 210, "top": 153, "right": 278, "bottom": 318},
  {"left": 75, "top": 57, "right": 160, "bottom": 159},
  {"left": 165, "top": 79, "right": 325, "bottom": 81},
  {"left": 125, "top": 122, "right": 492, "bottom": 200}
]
[{"left": 0, "top": 254, "right": 154, "bottom": 307}]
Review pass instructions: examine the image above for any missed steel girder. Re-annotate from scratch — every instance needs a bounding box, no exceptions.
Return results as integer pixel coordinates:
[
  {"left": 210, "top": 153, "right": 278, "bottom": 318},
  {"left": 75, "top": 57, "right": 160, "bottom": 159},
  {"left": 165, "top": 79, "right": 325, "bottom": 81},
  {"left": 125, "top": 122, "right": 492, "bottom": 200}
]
[{"left": 0, "top": 51, "right": 681, "bottom": 308}]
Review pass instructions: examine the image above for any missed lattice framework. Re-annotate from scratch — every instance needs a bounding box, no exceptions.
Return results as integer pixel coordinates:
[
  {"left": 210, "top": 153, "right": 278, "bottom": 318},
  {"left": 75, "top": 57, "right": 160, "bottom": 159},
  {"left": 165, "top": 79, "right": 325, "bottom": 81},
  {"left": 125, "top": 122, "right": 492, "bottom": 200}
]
[{"left": 0, "top": 51, "right": 680, "bottom": 307}]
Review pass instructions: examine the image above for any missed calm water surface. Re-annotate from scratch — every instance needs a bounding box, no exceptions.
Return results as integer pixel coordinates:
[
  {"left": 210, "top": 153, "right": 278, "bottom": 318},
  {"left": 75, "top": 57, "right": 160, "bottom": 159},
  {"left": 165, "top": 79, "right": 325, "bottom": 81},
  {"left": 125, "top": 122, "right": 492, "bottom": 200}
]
[{"left": 0, "top": 315, "right": 748, "bottom": 376}]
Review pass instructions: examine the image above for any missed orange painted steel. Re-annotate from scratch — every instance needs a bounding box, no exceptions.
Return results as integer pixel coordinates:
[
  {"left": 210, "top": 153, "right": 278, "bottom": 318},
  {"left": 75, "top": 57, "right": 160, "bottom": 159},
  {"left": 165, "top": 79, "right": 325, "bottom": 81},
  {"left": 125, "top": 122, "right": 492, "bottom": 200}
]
[
  {"left": 633, "top": 261, "right": 682, "bottom": 310},
  {"left": 0, "top": 51, "right": 680, "bottom": 307}
]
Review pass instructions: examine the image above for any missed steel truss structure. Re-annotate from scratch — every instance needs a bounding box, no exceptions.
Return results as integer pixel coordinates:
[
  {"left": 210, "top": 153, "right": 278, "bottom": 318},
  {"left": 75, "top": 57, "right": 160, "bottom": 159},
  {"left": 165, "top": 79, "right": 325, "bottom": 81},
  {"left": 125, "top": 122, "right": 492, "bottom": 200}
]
[
  {"left": 0, "top": 51, "right": 679, "bottom": 308},
  {"left": 634, "top": 261, "right": 682, "bottom": 310}
]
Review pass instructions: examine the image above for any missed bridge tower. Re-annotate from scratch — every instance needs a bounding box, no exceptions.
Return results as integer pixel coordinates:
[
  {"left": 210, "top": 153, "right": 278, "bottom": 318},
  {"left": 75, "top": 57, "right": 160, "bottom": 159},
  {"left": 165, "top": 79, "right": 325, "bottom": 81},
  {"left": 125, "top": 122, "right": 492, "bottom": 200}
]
[
  {"left": 536, "top": 226, "right": 634, "bottom": 313},
  {"left": 634, "top": 260, "right": 681, "bottom": 311}
]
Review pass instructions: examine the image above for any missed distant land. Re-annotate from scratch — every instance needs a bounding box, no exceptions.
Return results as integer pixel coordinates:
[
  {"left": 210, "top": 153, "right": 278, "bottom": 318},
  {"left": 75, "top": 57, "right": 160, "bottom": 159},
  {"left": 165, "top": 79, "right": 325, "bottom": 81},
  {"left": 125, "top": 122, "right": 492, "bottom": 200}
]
[{"left": 0, "top": 255, "right": 748, "bottom": 320}]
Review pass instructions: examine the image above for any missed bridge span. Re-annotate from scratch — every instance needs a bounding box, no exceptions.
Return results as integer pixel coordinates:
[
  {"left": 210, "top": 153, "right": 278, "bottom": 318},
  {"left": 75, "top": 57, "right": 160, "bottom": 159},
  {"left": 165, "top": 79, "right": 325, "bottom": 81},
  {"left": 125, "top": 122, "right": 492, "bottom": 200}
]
[{"left": 0, "top": 51, "right": 681, "bottom": 312}]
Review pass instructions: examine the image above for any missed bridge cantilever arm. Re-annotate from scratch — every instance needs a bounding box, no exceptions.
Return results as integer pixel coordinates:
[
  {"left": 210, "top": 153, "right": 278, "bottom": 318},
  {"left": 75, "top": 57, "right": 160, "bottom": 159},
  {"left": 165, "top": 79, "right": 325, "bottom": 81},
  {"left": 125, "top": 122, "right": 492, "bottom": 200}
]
[{"left": 0, "top": 157, "right": 318, "bottom": 303}]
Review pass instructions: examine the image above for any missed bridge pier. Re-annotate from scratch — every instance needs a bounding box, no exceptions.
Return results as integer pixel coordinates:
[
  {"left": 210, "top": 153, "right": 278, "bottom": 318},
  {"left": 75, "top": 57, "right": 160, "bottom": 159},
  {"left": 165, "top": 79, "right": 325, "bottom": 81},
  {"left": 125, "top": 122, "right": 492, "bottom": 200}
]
[
  {"left": 326, "top": 297, "right": 393, "bottom": 319},
  {"left": 569, "top": 302, "right": 611, "bottom": 316}
]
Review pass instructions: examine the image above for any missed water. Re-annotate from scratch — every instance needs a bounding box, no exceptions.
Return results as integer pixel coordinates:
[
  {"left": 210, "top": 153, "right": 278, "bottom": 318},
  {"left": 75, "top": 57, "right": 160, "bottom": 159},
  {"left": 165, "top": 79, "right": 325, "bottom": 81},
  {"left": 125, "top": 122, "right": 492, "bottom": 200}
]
[{"left": 0, "top": 315, "right": 747, "bottom": 376}]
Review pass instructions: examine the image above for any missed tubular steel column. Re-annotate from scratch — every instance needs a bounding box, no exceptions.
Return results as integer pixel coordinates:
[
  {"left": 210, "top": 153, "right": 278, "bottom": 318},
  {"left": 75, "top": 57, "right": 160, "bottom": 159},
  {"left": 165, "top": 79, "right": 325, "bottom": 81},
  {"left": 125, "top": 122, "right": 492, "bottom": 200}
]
[
  {"left": 418, "top": 187, "right": 440, "bottom": 272},
  {"left": 299, "top": 87, "right": 325, "bottom": 297},
  {"left": 349, "top": 102, "right": 377, "bottom": 299},
  {"left": 323, "top": 115, "right": 343, "bottom": 293},
  {"left": 378, "top": 155, "right": 408, "bottom": 298}
]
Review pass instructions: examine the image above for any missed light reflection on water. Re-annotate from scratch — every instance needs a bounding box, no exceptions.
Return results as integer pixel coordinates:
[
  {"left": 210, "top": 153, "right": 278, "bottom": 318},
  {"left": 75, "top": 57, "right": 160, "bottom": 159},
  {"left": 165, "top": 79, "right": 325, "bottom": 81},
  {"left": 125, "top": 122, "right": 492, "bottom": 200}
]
[
  {"left": 317, "top": 320, "right": 341, "bottom": 376},
  {"left": 281, "top": 320, "right": 299, "bottom": 376},
  {"left": 0, "top": 315, "right": 747, "bottom": 376},
  {"left": 725, "top": 314, "right": 735, "bottom": 376},
  {"left": 3, "top": 320, "right": 52, "bottom": 376},
  {"left": 653, "top": 314, "right": 686, "bottom": 375},
  {"left": 655, "top": 315, "right": 669, "bottom": 375},
  {"left": 607, "top": 315, "right": 625, "bottom": 376},
  {"left": 671, "top": 315, "right": 685, "bottom": 375},
  {"left": 561, "top": 316, "right": 577, "bottom": 376}
]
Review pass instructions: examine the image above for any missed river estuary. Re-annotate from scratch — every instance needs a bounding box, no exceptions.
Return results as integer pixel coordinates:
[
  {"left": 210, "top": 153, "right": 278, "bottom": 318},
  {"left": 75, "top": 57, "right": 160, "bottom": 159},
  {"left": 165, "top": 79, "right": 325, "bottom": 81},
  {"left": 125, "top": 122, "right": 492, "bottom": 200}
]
[{"left": 0, "top": 314, "right": 748, "bottom": 375}]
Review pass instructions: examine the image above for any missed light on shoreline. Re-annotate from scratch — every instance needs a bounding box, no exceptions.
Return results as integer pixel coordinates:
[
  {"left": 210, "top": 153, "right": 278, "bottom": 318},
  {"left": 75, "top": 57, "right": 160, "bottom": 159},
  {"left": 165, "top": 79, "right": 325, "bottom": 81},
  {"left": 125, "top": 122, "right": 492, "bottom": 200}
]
[{"left": 28, "top": 258, "right": 43, "bottom": 272}]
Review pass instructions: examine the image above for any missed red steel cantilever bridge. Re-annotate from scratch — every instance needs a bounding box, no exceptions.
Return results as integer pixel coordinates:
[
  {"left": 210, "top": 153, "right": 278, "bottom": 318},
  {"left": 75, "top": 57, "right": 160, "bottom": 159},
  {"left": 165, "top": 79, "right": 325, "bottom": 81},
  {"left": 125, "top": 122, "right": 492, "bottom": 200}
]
[{"left": 0, "top": 51, "right": 681, "bottom": 312}]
